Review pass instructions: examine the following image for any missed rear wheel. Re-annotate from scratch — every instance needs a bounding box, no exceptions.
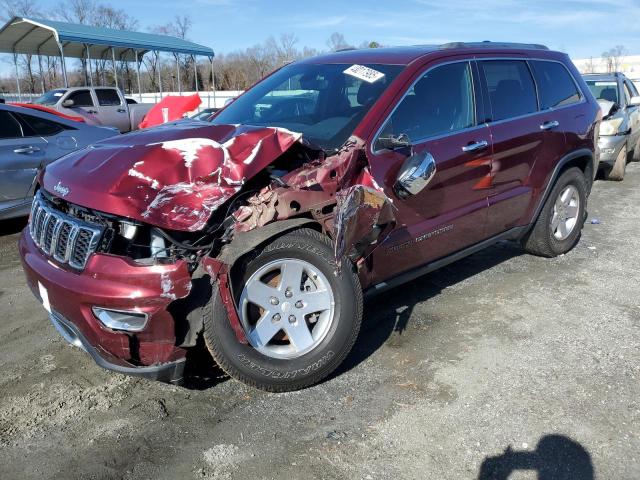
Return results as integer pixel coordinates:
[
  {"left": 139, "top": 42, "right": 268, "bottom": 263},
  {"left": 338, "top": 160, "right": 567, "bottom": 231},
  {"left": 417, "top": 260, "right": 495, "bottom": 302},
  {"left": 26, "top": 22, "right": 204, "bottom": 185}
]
[
  {"left": 523, "top": 167, "right": 587, "bottom": 258},
  {"left": 202, "top": 228, "right": 362, "bottom": 392},
  {"left": 605, "top": 143, "right": 627, "bottom": 181}
]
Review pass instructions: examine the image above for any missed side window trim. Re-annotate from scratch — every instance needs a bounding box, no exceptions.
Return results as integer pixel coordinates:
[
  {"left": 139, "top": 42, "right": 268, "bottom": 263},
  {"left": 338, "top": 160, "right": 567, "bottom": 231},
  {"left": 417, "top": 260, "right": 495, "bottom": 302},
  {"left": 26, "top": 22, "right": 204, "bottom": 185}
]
[
  {"left": 479, "top": 58, "right": 539, "bottom": 123},
  {"left": 530, "top": 59, "right": 583, "bottom": 111},
  {"left": 372, "top": 59, "right": 481, "bottom": 152},
  {"left": 0, "top": 111, "right": 25, "bottom": 138},
  {"left": 67, "top": 89, "right": 95, "bottom": 107},
  {"left": 478, "top": 57, "right": 585, "bottom": 127},
  {"left": 96, "top": 88, "right": 123, "bottom": 107}
]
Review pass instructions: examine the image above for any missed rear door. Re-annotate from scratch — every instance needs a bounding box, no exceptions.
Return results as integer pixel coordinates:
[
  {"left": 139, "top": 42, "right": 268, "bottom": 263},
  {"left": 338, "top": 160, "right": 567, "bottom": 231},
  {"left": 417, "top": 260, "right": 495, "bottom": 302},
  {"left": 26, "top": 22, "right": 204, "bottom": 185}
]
[
  {"left": 0, "top": 111, "right": 47, "bottom": 205},
  {"left": 367, "top": 60, "right": 492, "bottom": 281},
  {"left": 478, "top": 58, "right": 553, "bottom": 236},
  {"left": 94, "top": 88, "right": 130, "bottom": 132}
]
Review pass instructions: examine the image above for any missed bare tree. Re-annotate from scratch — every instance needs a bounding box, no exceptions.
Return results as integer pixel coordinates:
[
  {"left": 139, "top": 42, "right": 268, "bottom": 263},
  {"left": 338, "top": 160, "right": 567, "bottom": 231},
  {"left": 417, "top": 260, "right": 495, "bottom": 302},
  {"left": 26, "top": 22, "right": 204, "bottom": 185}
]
[
  {"left": 326, "top": 32, "right": 352, "bottom": 51},
  {"left": 583, "top": 57, "right": 596, "bottom": 74},
  {"left": 602, "top": 45, "right": 628, "bottom": 73}
]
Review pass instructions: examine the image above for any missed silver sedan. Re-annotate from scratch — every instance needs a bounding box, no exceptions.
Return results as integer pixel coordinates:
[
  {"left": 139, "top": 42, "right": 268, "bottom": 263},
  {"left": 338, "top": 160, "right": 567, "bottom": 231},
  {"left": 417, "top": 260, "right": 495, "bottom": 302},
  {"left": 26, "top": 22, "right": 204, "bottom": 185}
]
[{"left": 0, "top": 103, "right": 118, "bottom": 220}]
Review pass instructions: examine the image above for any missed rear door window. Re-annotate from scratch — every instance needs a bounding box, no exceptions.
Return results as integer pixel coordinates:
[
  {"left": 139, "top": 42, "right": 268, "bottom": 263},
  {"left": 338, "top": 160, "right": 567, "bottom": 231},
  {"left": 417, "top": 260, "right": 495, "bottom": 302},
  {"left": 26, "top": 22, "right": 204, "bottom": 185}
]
[
  {"left": 16, "top": 113, "right": 68, "bottom": 136},
  {"left": 480, "top": 60, "right": 538, "bottom": 121},
  {"left": 66, "top": 90, "right": 94, "bottom": 107},
  {"left": 96, "top": 89, "right": 122, "bottom": 106},
  {"left": 0, "top": 111, "right": 24, "bottom": 138},
  {"left": 377, "top": 61, "right": 476, "bottom": 144},
  {"left": 530, "top": 61, "right": 581, "bottom": 109}
]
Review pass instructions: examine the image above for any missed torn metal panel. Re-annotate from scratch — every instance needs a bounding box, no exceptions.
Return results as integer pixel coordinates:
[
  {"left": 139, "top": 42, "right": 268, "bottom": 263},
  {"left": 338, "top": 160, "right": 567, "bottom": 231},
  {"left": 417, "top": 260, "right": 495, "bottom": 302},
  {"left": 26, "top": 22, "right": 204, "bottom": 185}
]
[
  {"left": 333, "top": 185, "right": 395, "bottom": 264},
  {"left": 201, "top": 256, "right": 248, "bottom": 344},
  {"left": 232, "top": 136, "right": 371, "bottom": 233},
  {"left": 41, "top": 122, "right": 303, "bottom": 232}
]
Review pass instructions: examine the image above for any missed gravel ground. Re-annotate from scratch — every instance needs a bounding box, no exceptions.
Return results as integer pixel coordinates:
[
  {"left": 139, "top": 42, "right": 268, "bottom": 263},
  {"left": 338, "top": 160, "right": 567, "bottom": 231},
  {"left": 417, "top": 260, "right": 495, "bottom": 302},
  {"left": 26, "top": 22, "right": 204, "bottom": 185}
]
[{"left": 0, "top": 164, "right": 638, "bottom": 480}]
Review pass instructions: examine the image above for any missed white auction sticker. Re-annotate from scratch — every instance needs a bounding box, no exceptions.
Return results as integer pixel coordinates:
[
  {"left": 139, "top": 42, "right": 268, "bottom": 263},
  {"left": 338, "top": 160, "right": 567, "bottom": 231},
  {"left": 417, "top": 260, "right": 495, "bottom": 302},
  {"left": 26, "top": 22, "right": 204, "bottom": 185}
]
[
  {"left": 343, "top": 64, "right": 385, "bottom": 83},
  {"left": 594, "top": 81, "right": 616, "bottom": 86},
  {"left": 38, "top": 281, "right": 51, "bottom": 313}
]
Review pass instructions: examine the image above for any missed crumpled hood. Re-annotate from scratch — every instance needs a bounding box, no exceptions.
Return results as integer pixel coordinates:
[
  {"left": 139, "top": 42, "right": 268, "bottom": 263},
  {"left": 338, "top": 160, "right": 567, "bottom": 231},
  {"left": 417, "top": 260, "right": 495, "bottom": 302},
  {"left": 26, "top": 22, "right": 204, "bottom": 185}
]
[
  {"left": 42, "top": 121, "right": 302, "bottom": 231},
  {"left": 597, "top": 99, "right": 617, "bottom": 119}
]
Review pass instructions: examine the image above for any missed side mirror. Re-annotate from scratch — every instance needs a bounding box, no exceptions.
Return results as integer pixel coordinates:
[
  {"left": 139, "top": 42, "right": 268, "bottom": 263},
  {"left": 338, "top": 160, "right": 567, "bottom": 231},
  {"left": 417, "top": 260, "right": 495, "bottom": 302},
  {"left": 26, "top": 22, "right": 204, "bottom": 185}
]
[
  {"left": 394, "top": 151, "right": 437, "bottom": 199},
  {"left": 629, "top": 96, "right": 640, "bottom": 107},
  {"left": 62, "top": 99, "right": 75, "bottom": 108}
]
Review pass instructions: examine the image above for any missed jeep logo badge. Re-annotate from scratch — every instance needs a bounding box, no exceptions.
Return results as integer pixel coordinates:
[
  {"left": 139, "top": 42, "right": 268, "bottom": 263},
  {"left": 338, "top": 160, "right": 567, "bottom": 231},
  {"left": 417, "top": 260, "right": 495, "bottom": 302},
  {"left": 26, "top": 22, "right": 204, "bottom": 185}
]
[{"left": 53, "top": 181, "right": 70, "bottom": 197}]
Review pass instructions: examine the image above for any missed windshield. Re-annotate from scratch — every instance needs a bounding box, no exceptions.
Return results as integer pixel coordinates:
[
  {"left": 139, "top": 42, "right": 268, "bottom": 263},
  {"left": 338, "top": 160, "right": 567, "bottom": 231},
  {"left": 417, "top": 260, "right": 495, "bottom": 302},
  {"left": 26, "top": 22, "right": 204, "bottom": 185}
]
[
  {"left": 34, "top": 89, "right": 67, "bottom": 106},
  {"left": 212, "top": 62, "right": 403, "bottom": 151},
  {"left": 586, "top": 80, "right": 619, "bottom": 104}
]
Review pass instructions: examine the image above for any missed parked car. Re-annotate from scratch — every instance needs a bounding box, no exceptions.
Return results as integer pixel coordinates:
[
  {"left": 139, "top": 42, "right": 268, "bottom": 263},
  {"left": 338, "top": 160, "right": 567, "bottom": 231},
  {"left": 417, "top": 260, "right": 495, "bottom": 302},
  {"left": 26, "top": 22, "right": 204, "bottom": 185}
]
[
  {"left": 191, "top": 107, "right": 220, "bottom": 121},
  {"left": 583, "top": 72, "right": 640, "bottom": 180},
  {"left": 20, "top": 43, "right": 599, "bottom": 392},
  {"left": 33, "top": 87, "right": 153, "bottom": 133},
  {"left": 0, "top": 103, "right": 118, "bottom": 221}
]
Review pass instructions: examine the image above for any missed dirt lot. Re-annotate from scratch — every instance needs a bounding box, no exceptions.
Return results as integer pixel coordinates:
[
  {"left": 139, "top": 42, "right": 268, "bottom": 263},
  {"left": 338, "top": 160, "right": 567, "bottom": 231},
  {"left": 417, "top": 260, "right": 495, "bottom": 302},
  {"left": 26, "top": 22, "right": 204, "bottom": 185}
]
[{"left": 0, "top": 164, "right": 639, "bottom": 480}]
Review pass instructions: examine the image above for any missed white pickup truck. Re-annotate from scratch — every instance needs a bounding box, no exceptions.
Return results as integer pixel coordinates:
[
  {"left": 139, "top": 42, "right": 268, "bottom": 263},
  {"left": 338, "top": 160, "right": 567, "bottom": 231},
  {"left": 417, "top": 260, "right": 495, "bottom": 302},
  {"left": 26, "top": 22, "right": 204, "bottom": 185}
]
[{"left": 32, "top": 87, "right": 153, "bottom": 133}]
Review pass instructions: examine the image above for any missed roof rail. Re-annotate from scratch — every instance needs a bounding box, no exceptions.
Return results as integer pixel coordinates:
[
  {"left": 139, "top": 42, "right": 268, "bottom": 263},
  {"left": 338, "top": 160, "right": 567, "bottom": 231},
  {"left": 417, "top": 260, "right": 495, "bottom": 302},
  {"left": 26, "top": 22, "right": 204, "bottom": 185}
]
[{"left": 440, "top": 41, "right": 549, "bottom": 51}]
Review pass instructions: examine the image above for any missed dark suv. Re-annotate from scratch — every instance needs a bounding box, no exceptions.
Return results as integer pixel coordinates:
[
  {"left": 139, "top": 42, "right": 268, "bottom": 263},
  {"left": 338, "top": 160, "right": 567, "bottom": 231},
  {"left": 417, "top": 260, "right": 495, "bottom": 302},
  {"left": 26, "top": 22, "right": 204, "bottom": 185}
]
[{"left": 20, "top": 42, "right": 600, "bottom": 392}]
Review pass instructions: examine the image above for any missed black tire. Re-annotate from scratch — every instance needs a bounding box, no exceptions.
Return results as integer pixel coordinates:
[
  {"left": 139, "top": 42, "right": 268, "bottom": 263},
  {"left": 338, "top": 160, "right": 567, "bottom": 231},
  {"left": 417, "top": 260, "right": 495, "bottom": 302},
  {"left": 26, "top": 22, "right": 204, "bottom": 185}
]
[
  {"left": 202, "top": 228, "right": 363, "bottom": 392},
  {"left": 523, "top": 167, "right": 587, "bottom": 258},
  {"left": 604, "top": 143, "right": 627, "bottom": 181}
]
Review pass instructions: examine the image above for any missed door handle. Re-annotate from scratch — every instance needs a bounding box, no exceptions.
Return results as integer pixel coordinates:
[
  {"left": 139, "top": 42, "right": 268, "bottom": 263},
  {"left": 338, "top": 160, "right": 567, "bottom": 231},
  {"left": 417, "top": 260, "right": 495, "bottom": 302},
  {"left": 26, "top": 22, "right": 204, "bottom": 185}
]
[
  {"left": 117, "top": 108, "right": 126, "bottom": 113},
  {"left": 87, "top": 109, "right": 98, "bottom": 114},
  {"left": 462, "top": 140, "right": 489, "bottom": 152},
  {"left": 14, "top": 146, "right": 41, "bottom": 154},
  {"left": 540, "top": 120, "right": 560, "bottom": 130}
]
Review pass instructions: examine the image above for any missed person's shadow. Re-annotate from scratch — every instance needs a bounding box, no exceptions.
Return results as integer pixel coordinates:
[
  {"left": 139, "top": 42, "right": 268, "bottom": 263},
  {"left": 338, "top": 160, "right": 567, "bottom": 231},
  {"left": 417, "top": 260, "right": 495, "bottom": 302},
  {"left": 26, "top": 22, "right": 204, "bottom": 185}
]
[{"left": 478, "top": 435, "right": 594, "bottom": 480}]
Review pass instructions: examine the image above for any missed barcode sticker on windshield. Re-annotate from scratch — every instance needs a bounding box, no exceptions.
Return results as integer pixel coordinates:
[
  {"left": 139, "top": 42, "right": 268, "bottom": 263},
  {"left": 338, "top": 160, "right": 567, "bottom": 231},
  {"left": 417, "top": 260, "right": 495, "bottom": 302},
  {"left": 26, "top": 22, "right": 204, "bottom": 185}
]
[
  {"left": 344, "top": 64, "right": 385, "bottom": 83},
  {"left": 595, "top": 81, "right": 616, "bottom": 86}
]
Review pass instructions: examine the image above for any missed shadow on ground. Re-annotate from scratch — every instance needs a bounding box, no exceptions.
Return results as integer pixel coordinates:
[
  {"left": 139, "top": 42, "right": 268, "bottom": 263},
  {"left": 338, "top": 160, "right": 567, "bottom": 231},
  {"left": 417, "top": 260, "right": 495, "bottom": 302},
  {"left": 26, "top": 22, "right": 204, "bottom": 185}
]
[
  {"left": 0, "top": 217, "right": 28, "bottom": 237},
  {"left": 334, "top": 240, "right": 522, "bottom": 378},
  {"left": 478, "top": 434, "right": 594, "bottom": 480}
]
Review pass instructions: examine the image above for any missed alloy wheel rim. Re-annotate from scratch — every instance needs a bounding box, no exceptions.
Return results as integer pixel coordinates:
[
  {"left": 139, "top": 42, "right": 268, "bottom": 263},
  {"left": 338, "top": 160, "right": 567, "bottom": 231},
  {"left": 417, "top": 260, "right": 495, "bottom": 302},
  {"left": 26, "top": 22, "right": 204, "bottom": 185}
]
[
  {"left": 238, "top": 258, "right": 335, "bottom": 359},
  {"left": 551, "top": 185, "right": 580, "bottom": 241}
]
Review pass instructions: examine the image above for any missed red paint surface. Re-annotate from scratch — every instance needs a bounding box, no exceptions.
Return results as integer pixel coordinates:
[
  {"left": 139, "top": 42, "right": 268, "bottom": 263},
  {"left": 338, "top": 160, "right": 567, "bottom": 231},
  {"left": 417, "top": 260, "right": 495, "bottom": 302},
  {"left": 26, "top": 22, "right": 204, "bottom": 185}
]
[
  {"left": 42, "top": 123, "right": 302, "bottom": 231},
  {"left": 138, "top": 94, "right": 202, "bottom": 129},
  {"left": 9, "top": 103, "right": 86, "bottom": 122},
  {"left": 19, "top": 232, "right": 191, "bottom": 366}
]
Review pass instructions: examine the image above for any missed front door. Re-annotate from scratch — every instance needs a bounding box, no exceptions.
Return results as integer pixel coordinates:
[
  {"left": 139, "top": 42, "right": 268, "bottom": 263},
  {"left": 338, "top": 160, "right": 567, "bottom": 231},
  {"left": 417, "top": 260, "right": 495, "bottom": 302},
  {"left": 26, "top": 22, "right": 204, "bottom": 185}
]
[
  {"left": 60, "top": 89, "right": 99, "bottom": 124},
  {"left": 0, "top": 111, "right": 46, "bottom": 207},
  {"left": 367, "top": 60, "right": 492, "bottom": 283}
]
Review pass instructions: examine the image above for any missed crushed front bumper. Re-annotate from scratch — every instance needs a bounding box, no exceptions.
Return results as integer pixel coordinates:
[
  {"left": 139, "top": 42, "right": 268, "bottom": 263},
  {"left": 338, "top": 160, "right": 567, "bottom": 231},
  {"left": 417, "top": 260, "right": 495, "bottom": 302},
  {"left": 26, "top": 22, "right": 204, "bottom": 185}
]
[
  {"left": 598, "top": 135, "right": 627, "bottom": 165},
  {"left": 19, "top": 228, "right": 192, "bottom": 383},
  {"left": 48, "top": 308, "right": 185, "bottom": 382}
]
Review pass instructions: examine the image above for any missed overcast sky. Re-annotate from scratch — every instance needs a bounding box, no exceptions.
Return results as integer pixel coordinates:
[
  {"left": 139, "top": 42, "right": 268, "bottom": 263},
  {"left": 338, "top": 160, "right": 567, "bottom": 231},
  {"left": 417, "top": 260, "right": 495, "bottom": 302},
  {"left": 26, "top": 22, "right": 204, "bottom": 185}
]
[{"left": 11, "top": 0, "right": 640, "bottom": 58}]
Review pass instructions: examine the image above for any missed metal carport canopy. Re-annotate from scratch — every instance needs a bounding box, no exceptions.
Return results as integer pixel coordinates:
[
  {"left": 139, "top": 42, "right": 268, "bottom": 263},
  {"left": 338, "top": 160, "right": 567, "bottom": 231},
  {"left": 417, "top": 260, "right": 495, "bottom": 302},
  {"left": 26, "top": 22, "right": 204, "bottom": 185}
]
[{"left": 0, "top": 17, "right": 214, "bottom": 60}]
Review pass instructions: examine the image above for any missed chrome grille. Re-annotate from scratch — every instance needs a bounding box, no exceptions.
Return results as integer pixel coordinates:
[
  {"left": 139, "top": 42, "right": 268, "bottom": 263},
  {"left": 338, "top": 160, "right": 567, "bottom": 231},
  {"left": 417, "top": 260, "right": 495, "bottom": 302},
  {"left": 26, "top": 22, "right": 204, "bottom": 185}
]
[{"left": 29, "top": 191, "right": 103, "bottom": 270}]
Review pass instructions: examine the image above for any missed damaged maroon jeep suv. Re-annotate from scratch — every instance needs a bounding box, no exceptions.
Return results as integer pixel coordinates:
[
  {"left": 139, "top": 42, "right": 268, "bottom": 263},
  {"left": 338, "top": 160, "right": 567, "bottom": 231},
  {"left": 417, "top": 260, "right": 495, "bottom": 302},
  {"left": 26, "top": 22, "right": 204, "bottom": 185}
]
[{"left": 20, "top": 42, "right": 600, "bottom": 391}]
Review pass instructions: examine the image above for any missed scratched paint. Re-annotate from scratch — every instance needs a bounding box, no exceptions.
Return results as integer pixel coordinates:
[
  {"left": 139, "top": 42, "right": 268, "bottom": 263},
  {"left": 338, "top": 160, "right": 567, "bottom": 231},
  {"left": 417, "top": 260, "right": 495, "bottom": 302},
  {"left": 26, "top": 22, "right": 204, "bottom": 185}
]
[{"left": 42, "top": 123, "right": 303, "bottom": 232}]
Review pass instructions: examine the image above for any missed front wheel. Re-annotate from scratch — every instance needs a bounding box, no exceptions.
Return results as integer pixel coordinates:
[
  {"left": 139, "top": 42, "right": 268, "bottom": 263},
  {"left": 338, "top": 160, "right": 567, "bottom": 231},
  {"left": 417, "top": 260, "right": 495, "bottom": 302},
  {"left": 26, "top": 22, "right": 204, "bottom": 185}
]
[
  {"left": 523, "top": 167, "right": 587, "bottom": 258},
  {"left": 202, "top": 228, "right": 363, "bottom": 392},
  {"left": 605, "top": 143, "right": 627, "bottom": 181}
]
